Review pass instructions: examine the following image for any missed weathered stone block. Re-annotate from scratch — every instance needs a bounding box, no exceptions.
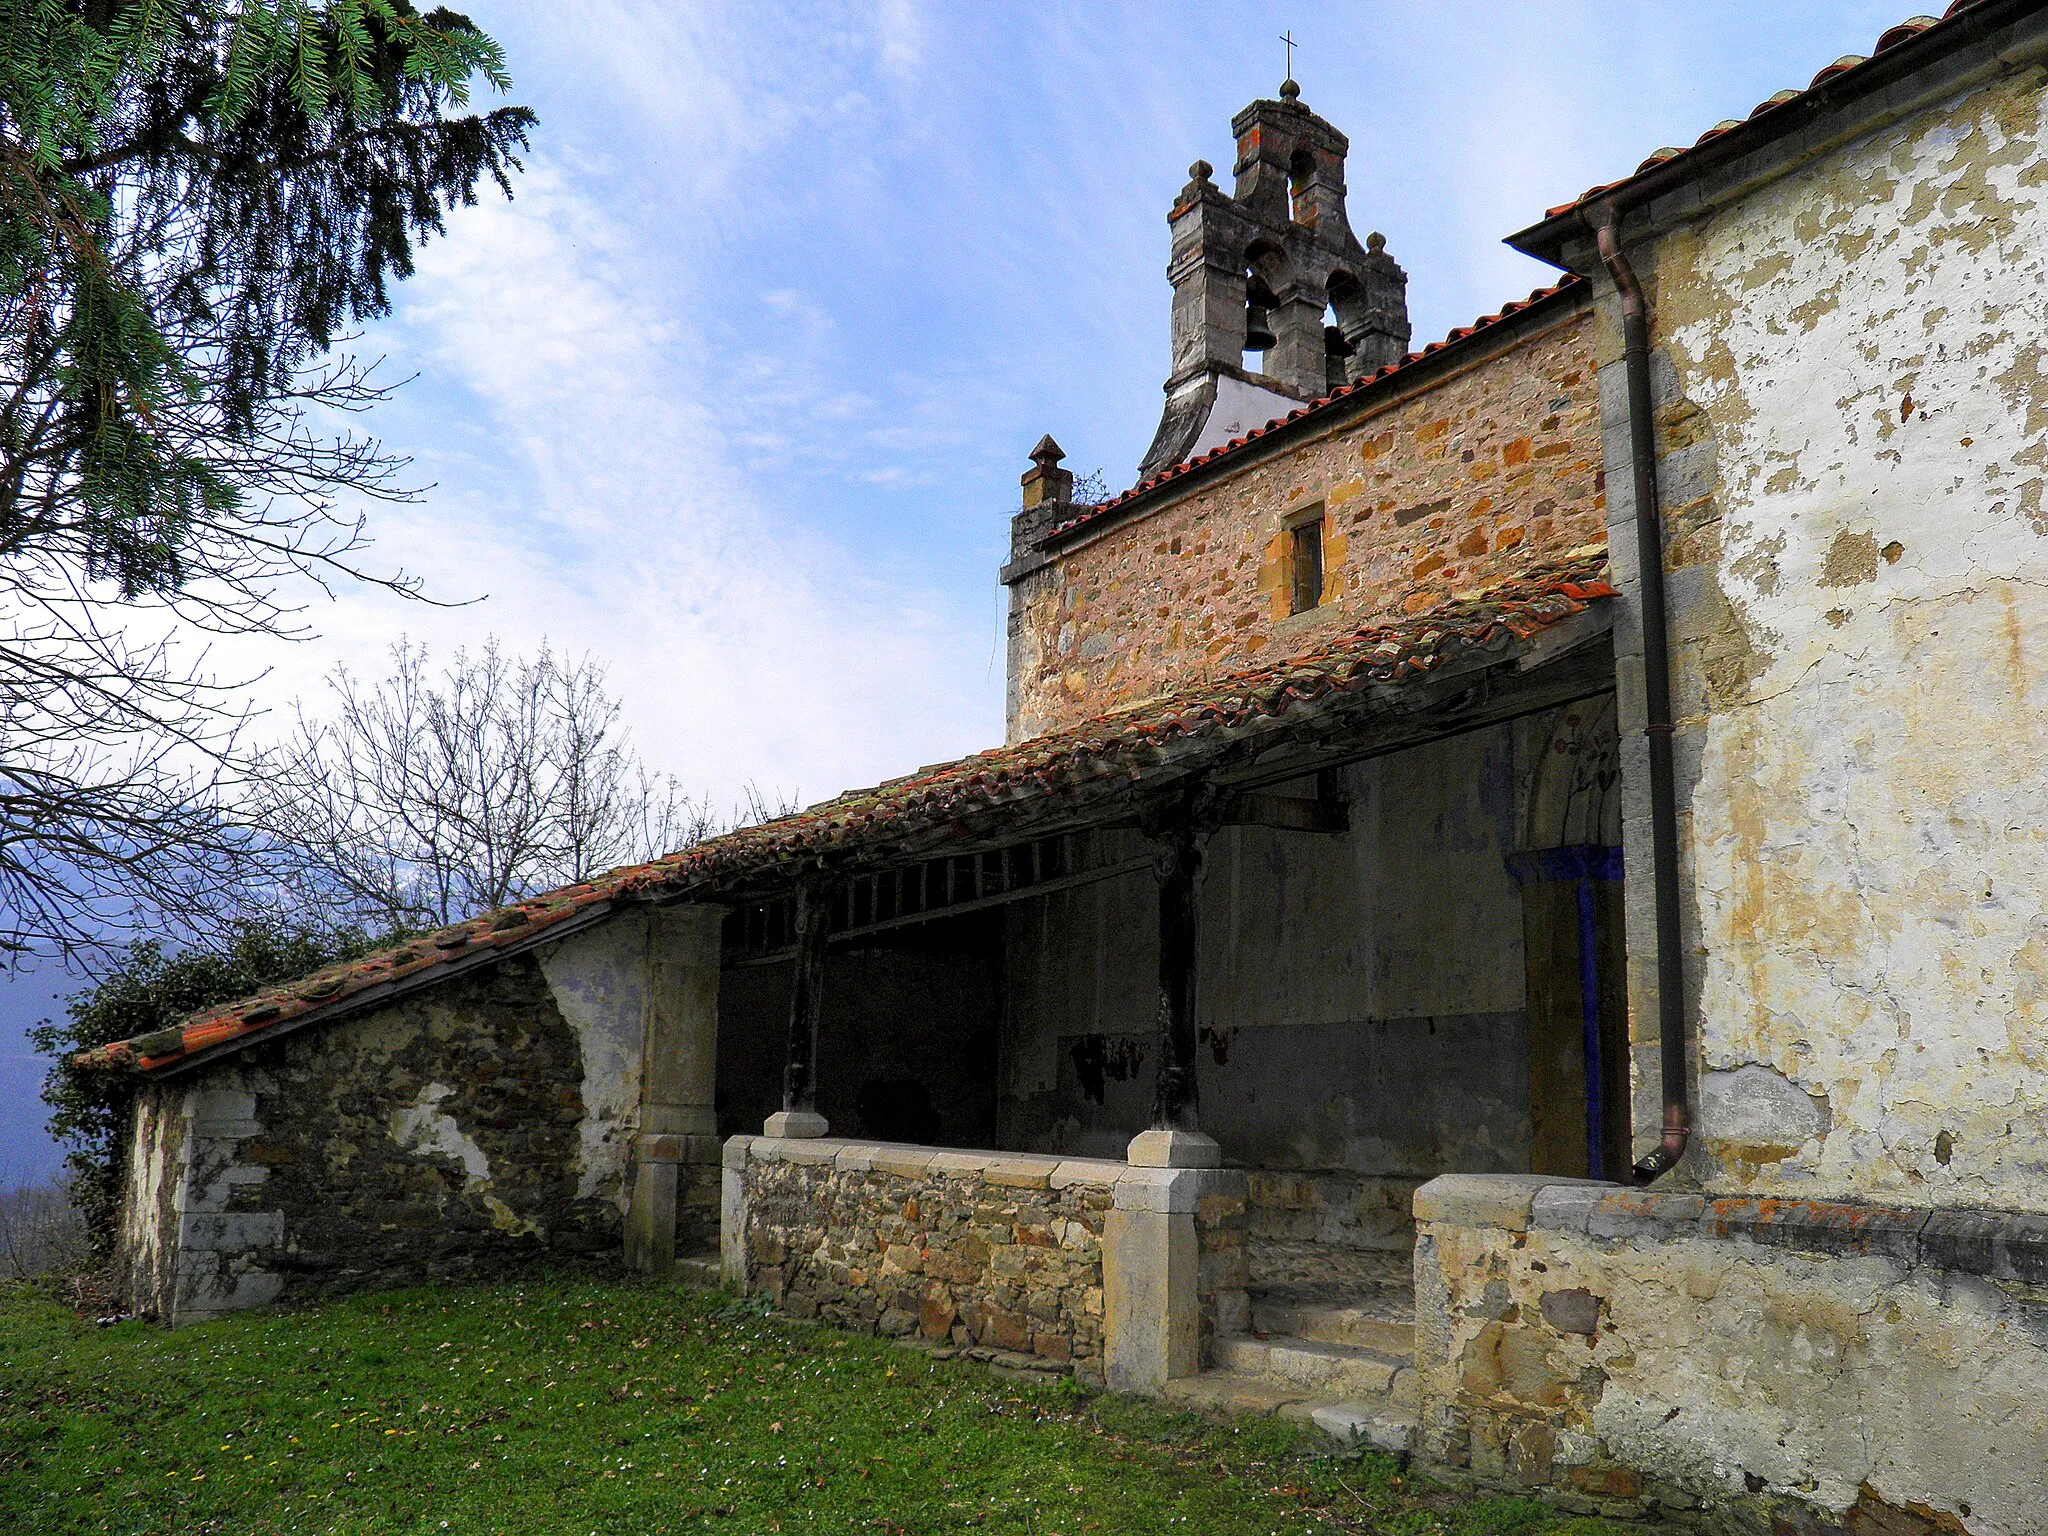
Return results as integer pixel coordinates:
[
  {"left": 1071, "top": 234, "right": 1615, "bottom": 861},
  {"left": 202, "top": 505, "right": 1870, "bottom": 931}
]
[
  {"left": 1112, "top": 1167, "right": 1202, "bottom": 1214},
  {"left": 1417, "top": 1174, "right": 1604, "bottom": 1233},
  {"left": 871, "top": 1147, "right": 935, "bottom": 1179},
  {"left": 983, "top": 1156, "right": 1059, "bottom": 1189},
  {"left": 1537, "top": 1288, "right": 1601, "bottom": 1335},
  {"left": 1103, "top": 1207, "right": 1198, "bottom": 1393},
  {"left": 1049, "top": 1158, "right": 1123, "bottom": 1190},
  {"left": 1586, "top": 1189, "right": 1702, "bottom": 1241}
]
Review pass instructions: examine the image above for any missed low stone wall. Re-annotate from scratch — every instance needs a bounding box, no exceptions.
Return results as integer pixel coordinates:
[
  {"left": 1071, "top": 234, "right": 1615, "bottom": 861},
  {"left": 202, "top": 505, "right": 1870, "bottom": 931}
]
[
  {"left": 1413, "top": 1174, "right": 2048, "bottom": 1535},
  {"left": 723, "top": 1136, "right": 1249, "bottom": 1392},
  {"left": 725, "top": 1138, "right": 1114, "bottom": 1375}
]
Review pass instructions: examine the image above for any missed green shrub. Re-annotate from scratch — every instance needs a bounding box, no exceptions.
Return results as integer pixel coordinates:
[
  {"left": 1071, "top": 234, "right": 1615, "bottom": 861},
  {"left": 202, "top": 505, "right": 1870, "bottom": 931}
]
[{"left": 29, "top": 921, "right": 383, "bottom": 1260}]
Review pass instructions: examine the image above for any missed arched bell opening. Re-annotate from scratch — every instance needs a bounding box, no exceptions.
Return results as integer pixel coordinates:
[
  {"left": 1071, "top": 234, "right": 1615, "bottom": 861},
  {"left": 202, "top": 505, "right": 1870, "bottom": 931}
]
[
  {"left": 1288, "top": 145, "right": 1319, "bottom": 228},
  {"left": 1325, "top": 269, "right": 1369, "bottom": 388},
  {"left": 1241, "top": 241, "right": 1289, "bottom": 375}
]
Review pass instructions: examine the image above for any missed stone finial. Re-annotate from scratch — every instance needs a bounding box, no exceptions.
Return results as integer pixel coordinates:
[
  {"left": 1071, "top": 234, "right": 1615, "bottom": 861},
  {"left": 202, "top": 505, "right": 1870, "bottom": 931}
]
[
  {"left": 1279, "top": 78, "right": 1300, "bottom": 102},
  {"left": 1022, "top": 434, "right": 1074, "bottom": 509}
]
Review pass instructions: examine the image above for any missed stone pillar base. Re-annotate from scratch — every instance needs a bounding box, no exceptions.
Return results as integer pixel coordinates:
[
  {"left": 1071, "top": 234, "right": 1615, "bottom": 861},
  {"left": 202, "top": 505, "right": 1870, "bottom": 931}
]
[
  {"left": 1104, "top": 1199, "right": 1199, "bottom": 1392},
  {"left": 764, "top": 1109, "right": 829, "bottom": 1138},
  {"left": 625, "top": 1132, "right": 723, "bottom": 1277},
  {"left": 1126, "top": 1128, "right": 1222, "bottom": 1168}
]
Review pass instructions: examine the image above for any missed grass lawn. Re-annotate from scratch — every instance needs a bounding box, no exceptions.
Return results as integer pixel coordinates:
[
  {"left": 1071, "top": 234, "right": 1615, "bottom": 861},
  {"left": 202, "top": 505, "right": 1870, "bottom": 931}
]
[{"left": 0, "top": 1269, "right": 1635, "bottom": 1535}]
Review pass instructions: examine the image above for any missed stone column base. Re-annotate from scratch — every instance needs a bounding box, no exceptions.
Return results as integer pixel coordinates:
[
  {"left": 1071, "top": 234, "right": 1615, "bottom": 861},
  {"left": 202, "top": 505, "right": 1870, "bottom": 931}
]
[
  {"left": 625, "top": 1131, "right": 723, "bottom": 1277},
  {"left": 1126, "top": 1128, "right": 1222, "bottom": 1167}
]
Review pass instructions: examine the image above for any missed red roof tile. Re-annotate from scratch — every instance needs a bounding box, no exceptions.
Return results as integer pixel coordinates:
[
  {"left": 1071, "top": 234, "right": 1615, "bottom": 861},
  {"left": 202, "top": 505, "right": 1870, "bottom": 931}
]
[
  {"left": 1541, "top": 6, "right": 1975, "bottom": 219},
  {"left": 1043, "top": 277, "right": 1587, "bottom": 544},
  {"left": 78, "top": 552, "right": 1617, "bottom": 1077}
]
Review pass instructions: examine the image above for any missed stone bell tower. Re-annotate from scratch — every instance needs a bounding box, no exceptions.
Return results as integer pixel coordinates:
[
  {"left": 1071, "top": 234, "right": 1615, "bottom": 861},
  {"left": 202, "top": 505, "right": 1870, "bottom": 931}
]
[{"left": 1137, "top": 81, "right": 1410, "bottom": 481}]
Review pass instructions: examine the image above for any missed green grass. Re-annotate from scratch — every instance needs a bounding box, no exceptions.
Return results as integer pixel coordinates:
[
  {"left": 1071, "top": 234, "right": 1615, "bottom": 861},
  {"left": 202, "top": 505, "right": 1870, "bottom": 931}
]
[{"left": 0, "top": 1270, "right": 1633, "bottom": 1534}]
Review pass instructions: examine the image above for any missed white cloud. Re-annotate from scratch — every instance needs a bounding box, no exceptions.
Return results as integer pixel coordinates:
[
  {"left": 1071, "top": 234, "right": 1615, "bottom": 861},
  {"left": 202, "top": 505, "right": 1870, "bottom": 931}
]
[{"left": 222, "top": 152, "right": 999, "bottom": 816}]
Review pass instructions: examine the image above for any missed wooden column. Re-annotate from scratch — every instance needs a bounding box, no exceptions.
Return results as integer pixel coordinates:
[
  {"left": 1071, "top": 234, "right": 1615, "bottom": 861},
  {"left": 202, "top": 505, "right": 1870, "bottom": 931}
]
[
  {"left": 1130, "top": 809, "right": 1222, "bottom": 1169},
  {"left": 1151, "top": 824, "right": 1203, "bottom": 1132},
  {"left": 765, "top": 879, "right": 831, "bottom": 1138}
]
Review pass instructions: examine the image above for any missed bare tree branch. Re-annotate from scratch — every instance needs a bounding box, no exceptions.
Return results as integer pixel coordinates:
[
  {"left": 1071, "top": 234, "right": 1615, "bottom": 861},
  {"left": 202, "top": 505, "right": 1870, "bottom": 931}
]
[{"left": 247, "top": 638, "right": 749, "bottom": 932}]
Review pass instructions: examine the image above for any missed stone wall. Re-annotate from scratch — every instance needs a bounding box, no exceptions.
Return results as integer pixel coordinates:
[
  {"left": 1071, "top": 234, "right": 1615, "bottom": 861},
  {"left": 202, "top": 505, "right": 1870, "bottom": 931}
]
[
  {"left": 1413, "top": 1173, "right": 2048, "bottom": 1534},
  {"left": 119, "top": 918, "right": 663, "bottom": 1324},
  {"left": 723, "top": 1136, "right": 1252, "bottom": 1393},
  {"left": 1006, "top": 298, "right": 1603, "bottom": 738},
  {"left": 726, "top": 1137, "right": 1116, "bottom": 1378},
  {"left": 1603, "top": 50, "right": 2048, "bottom": 1201}
]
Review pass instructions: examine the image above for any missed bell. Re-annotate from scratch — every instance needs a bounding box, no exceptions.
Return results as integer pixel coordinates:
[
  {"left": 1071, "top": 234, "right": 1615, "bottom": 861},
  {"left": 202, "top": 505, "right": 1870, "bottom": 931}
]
[{"left": 1243, "top": 302, "right": 1277, "bottom": 353}]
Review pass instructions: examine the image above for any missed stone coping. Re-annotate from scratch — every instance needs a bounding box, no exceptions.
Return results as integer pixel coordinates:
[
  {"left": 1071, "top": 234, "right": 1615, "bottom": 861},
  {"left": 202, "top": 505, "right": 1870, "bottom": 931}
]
[
  {"left": 1414, "top": 1174, "right": 2048, "bottom": 1287},
  {"left": 727, "top": 1135, "right": 1246, "bottom": 1209}
]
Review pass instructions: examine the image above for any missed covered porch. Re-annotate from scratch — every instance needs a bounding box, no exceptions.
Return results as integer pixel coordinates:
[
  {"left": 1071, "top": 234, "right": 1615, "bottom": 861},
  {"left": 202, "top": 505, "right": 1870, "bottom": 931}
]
[{"left": 634, "top": 559, "right": 1628, "bottom": 1429}]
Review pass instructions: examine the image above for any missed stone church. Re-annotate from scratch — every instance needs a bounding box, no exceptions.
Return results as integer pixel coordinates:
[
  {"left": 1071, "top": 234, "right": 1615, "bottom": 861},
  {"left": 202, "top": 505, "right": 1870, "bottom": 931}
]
[{"left": 84, "top": 3, "right": 2048, "bottom": 1529}]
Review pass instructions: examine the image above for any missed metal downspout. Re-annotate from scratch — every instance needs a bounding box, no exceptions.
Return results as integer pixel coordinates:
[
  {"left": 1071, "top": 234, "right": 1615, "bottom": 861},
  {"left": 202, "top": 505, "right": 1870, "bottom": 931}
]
[{"left": 1589, "top": 201, "right": 1691, "bottom": 1183}]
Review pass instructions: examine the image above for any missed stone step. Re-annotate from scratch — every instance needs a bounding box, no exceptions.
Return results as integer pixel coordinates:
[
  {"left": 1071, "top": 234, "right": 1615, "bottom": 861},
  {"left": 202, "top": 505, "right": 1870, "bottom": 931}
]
[
  {"left": 1158, "top": 1369, "right": 1420, "bottom": 1455},
  {"left": 1212, "top": 1332, "right": 1410, "bottom": 1400},
  {"left": 1310, "top": 1400, "right": 1418, "bottom": 1456},
  {"left": 1250, "top": 1291, "right": 1416, "bottom": 1356},
  {"left": 1159, "top": 1369, "right": 1320, "bottom": 1418},
  {"left": 675, "top": 1253, "right": 722, "bottom": 1288}
]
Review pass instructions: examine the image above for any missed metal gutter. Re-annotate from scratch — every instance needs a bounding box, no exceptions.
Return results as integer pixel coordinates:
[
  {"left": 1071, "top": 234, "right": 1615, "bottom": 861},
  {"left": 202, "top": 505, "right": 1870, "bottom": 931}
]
[{"left": 1588, "top": 206, "right": 1689, "bottom": 1184}]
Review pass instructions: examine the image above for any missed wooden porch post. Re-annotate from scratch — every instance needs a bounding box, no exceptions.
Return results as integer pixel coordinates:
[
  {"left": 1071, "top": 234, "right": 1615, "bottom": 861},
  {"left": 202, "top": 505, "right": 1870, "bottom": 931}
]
[
  {"left": 765, "top": 878, "right": 832, "bottom": 1138},
  {"left": 1130, "top": 804, "right": 1222, "bottom": 1169},
  {"left": 1151, "top": 823, "right": 1203, "bottom": 1133}
]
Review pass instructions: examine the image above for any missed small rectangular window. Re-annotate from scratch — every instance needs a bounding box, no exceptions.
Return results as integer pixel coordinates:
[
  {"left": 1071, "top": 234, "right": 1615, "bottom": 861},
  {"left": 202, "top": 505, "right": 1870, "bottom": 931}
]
[{"left": 1289, "top": 514, "right": 1325, "bottom": 615}]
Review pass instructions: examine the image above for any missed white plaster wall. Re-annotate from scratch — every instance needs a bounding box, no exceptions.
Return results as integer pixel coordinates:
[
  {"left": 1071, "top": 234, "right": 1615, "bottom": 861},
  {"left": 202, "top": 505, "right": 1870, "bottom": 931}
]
[
  {"left": 1419, "top": 1215, "right": 2048, "bottom": 1534},
  {"left": 537, "top": 916, "right": 649, "bottom": 1213},
  {"left": 1182, "top": 372, "right": 1303, "bottom": 463},
  {"left": 1653, "top": 64, "right": 2048, "bottom": 1207}
]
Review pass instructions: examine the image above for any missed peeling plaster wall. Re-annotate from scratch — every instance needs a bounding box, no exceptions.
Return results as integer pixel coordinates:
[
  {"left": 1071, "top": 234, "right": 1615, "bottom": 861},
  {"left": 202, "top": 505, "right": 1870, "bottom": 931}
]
[
  {"left": 119, "top": 1086, "right": 186, "bottom": 1321},
  {"left": 536, "top": 919, "right": 649, "bottom": 1211},
  {"left": 1618, "top": 63, "right": 2048, "bottom": 1206},
  {"left": 1415, "top": 1177, "right": 2048, "bottom": 1534},
  {"left": 999, "top": 727, "right": 1538, "bottom": 1210},
  {"left": 119, "top": 922, "right": 661, "bottom": 1323},
  {"left": 1008, "top": 304, "right": 1604, "bottom": 739}
]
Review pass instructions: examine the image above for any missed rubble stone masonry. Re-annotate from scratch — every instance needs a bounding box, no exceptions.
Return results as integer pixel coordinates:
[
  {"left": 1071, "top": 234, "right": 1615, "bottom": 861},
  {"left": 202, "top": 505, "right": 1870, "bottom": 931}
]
[
  {"left": 728, "top": 1139, "right": 1116, "bottom": 1380},
  {"left": 725, "top": 1137, "right": 1254, "bottom": 1390},
  {"left": 1008, "top": 298, "right": 1605, "bottom": 738}
]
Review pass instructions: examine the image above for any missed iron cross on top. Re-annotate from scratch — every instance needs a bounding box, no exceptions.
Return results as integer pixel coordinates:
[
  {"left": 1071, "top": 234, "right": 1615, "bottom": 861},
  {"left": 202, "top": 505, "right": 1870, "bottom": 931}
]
[{"left": 1280, "top": 30, "right": 1297, "bottom": 83}]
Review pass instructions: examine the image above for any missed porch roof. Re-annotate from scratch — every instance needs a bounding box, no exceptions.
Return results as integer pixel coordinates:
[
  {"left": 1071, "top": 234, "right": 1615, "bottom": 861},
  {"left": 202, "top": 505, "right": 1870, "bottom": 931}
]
[{"left": 80, "top": 550, "right": 1615, "bottom": 1077}]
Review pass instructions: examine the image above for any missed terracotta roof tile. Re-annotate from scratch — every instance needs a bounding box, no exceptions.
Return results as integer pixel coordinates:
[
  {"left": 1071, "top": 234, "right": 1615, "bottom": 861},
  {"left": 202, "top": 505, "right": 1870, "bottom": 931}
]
[
  {"left": 77, "top": 552, "right": 1617, "bottom": 1077},
  {"left": 1542, "top": 8, "right": 1965, "bottom": 218},
  {"left": 1043, "top": 277, "right": 1587, "bottom": 543}
]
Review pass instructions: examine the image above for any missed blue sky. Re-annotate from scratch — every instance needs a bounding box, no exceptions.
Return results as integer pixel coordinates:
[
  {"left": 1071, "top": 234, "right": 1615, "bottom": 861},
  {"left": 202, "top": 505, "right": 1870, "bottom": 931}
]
[{"left": 0, "top": 1, "right": 1916, "bottom": 1183}]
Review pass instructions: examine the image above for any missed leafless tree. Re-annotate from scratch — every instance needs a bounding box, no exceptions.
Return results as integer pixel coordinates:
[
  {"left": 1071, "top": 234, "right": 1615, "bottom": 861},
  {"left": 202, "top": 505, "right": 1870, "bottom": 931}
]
[
  {"left": 0, "top": 9, "right": 529, "bottom": 967},
  {"left": 0, "top": 1172, "right": 92, "bottom": 1282},
  {"left": 1069, "top": 466, "right": 1112, "bottom": 505},
  {"left": 248, "top": 637, "right": 758, "bottom": 932}
]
